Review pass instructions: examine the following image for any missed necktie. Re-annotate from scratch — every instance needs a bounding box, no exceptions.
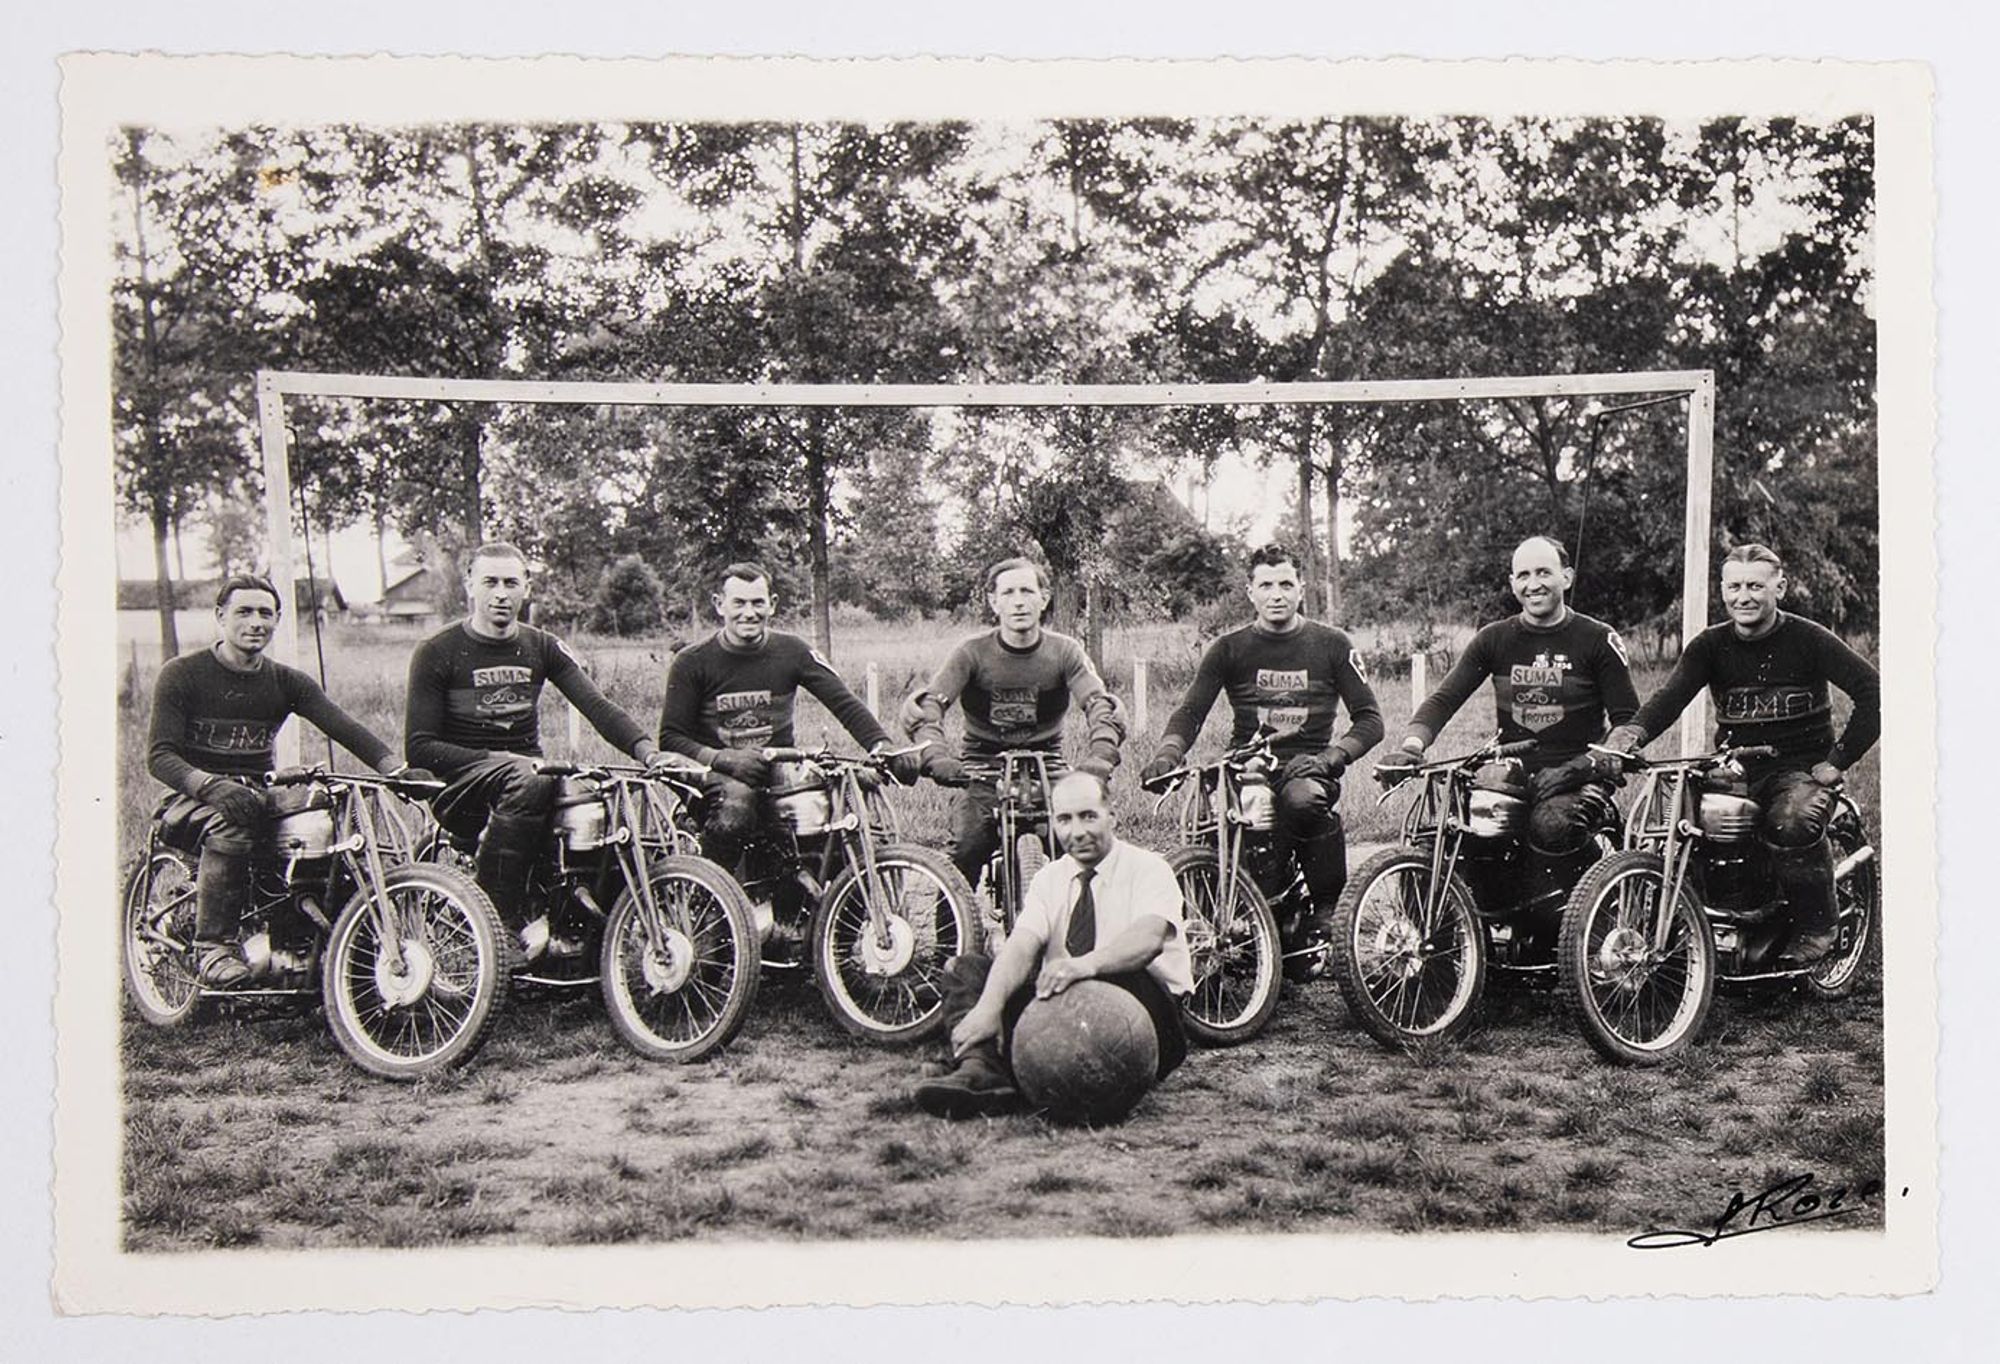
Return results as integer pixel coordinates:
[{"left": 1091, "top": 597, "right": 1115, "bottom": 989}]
[{"left": 1064, "top": 868, "right": 1097, "bottom": 958}]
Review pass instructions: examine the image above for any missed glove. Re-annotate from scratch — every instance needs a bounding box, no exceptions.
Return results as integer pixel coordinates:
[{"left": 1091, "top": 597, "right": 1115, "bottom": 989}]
[
  {"left": 1280, "top": 752, "right": 1345, "bottom": 786},
  {"left": 394, "top": 766, "right": 441, "bottom": 787},
  {"left": 1140, "top": 751, "right": 1180, "bottom": 785},
  {"left": 925, "top": 753, "right": 966, "bottom": 786},
  {"left": 1374, "top": 745, "right": 1423, "bottom": 785},
  {"left": 1586, "top": 747, "right": 1629, "bottom": 782},
  {"left": 1076, "top": 754, "right": 1116, "bottom": 781},
  {"left": 642, "top": 750, "right": 680, "bottom": 774},
  {"left": 876, "top": 745, "right": 923, "bottom": 787},
  {"left": 199, "top": 776, "right": 270, "bottom": 828},
  {"left": 708, "top": 748, "right": 772, "bottom": 786},
  {"left": 1810, "top": 761, "right": 1845, "bottom": 789}
]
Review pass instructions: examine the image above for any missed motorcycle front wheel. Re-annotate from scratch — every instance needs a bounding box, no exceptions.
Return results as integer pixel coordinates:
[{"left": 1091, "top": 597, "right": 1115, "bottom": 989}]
[
  {"left": 1558, "top": 850, "right": 1716, "bottom": 1066},
  {"left": 812, "top": 844, "right": 976, "bottom": 1045},
  {"left": 322, "top": 863, "right": 509, "bottom": 1080},
  {"left": 121, "top": 847, "right": 204, "bottom": 1027},
  {"left": 1330, "top": 846, "right": 1486, "bottom": 1050},
  {"left": 1167, "top": 845, "right": 1281, "bottom": 1046},
  {"left": 600, "top": 855, "right": 760, "bottom": 1063}
]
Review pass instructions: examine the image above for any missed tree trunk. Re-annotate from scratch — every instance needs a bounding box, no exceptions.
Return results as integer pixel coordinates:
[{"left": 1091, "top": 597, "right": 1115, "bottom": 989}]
[
  {"left": 1293, "top": 408, "right": 1320, "bottom": 616},
  {"left": 1324, "top": 444, "right": 1344, "bottom": 623},
  {"left": 373, "top": 505, "right": 389, "bottom": 604},
  {"left": 150, "top": 503, "right": 180, "bottom": 658},
  {"left": 459, "top": 409, "right": 484, "bottom": 545},
  {"left": 169, "top": 507, "right": 187, "bottom": 582},
  {"left": 1083, "top": 577, "right": 1105, "bottom": 671},
  {"left": 804, "top": 412, "right": 833, "bottom": 658}
]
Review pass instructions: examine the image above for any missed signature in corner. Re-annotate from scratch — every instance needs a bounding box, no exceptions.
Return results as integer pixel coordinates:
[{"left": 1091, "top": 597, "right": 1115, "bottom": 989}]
[{"left": 1628, "top": 1172, "right": 1885, "bottom": 1250}]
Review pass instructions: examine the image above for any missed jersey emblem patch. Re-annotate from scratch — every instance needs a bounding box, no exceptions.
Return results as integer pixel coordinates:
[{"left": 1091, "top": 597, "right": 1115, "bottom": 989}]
[
  {"left": 1255, "top": 668, "right": 1309, "bottom": 694},
  {"left": 1258, "top": 704, "right": 1309, "bottom": 736},
  {"left": 1605, "top": 630, "right": 1629, "bottom": 666},
  {"left": 471, "top": 665, "right": 532, "bottom": 687}
]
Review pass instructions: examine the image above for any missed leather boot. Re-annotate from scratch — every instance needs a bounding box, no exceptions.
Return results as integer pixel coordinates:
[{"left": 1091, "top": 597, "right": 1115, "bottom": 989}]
[
  {"left": 1770, "top": 840, "right": 1840, "bottom": 965},
  {"left": 475, "top": 813, "right": 546, "bottom": 933},
  {"left": 193, "top": 847, "right": 252, "bottom": 987},
  {"left": 914, "top": 1039, "right": 1022, "bottom": 1119}
]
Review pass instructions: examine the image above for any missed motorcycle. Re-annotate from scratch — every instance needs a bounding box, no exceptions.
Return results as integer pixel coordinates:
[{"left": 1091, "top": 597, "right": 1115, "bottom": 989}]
[
  {"left": 121, "top": 766, "right": 509, "bottom": 1081},
  {"left": 1329, "top": 737, "right": 1613, "bottom": 1050},
  {"left": 727, "top": 745, "right": 977, "bottom": 1045},
  {"left": 422, "top": 759, "right": 760, "bottom": 1064},
  {"left": 1141, "top": 732, "right": 1291, "bottom": 1046},
  {"left": 934, "top": 748, "right": 1061, "bottom": 955},
  {"left": 1558, "top": 744, "right": 1880, "bottom": 1066}
]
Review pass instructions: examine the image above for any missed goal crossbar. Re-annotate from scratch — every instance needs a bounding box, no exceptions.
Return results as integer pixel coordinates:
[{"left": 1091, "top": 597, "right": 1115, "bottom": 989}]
[{"left": 255, "top": 368, "right": 1716, "bottom": 761}]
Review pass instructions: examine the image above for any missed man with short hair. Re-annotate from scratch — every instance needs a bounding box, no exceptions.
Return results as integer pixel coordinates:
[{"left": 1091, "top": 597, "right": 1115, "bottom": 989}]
[
  {"left": 901, "top": 555, "right": 1127, "bottom": 885},
  {"left": 1604, "top": 543, "right": 1881, "bottom": 964},
  {"left": 149, "top": 574, "right": 418, "bottom": 986},
  {"left": 405, "top": 542, "right": 669, "bottom": 944},
  {"left": 1139, "top": 543, "right": 1383, "bottom": 955},
  {"left": 1379, "top": 535, "right": 1640, "bottom": 909},
  {"left": 914, "top": 770, "right": 1190, "bottom": 1119},
  {"left": 657, "top": 561, "right": 920, "bottom": 868}
]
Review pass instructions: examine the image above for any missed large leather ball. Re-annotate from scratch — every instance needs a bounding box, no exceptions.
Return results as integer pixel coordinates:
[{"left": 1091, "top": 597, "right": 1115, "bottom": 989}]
[{"left": 1011, "top": 979, "right": 1159, "bottom": 1125}]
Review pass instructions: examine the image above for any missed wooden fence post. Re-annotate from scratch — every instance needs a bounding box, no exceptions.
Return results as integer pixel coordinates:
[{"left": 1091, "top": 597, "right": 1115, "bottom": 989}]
[
  {"left": 1410, "top": 652, "right": 1428, "bottom": 712},
  {"left": 1132, "top": 658, "right": 1150, "bottom": 734},
  {"left": 866, "top": 660, "right": 881, "bottom": 718}
]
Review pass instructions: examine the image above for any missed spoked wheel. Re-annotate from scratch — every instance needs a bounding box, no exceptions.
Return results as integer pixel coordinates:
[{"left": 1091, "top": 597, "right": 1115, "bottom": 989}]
[
  {"left": 322, "top": 863, "right": 509, "bottom": 1080},
  {"left": 1167, "top": 846, "right": 1281, "bottom": 1046},
  {"left": 1330, "top": 847, "right": 1485, "bottom": 1050},
  {"left": 1558, "top": 850, "right": 1716, "bottom": 1066},
  {"left": 121, "top": 847, "right": 205, "bottom": 1027},
  {"left": 600, "top": 855, "right": 760, "bottom": 1063},
  {"left": 1804, "top": 803, "right": 1880, "bottom": 1000},
  {"left": 812, "top": 844, "right": 976, "bottom": 1044}
]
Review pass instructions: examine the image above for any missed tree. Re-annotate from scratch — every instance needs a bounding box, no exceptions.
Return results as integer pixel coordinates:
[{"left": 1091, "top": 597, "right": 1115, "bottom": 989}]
[
  {"left": 112, "top": 127, "right": 281, "bottom": 655},
  {"left": 590, "top": 554, "right": 667, "bottom": 637}
]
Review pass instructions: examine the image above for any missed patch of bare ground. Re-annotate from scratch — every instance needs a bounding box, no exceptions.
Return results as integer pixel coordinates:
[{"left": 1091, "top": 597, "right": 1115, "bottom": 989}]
[{"left": 121, "top": 940, "right": 1888, "bottom": 1248}]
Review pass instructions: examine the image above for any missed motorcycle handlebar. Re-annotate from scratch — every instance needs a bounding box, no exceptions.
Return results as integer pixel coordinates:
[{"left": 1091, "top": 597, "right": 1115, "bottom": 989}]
[{"left": 1494, "top": 740, "right": 1539, "bottom": 759}]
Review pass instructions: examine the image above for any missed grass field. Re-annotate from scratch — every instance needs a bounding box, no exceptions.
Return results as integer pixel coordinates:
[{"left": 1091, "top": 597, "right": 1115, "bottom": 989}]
[{"left": 115, "top": 614, "right": 1885, "bottom": 1248}]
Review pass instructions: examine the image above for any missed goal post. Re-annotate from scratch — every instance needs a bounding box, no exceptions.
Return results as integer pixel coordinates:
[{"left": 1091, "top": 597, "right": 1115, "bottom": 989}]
[{"left": 253, "top": 368, "right": 1717, "bottom": 764}]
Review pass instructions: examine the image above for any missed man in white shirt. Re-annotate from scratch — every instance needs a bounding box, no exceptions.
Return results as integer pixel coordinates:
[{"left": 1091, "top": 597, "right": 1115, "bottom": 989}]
[{"left": 914, "top": 771, "right": 1191, "bottom": 1119}]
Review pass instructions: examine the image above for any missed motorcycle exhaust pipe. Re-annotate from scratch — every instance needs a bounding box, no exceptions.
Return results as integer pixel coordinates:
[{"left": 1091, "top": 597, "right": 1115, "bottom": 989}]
[{"left": 1834, "top": 847, "right": 1876, "bottom": 882}]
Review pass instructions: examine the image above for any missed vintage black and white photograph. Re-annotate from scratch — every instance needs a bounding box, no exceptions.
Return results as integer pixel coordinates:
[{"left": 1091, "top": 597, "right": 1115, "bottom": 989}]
[{"left": 52, "top": 53, "right": 1937, "bottom": 1311}]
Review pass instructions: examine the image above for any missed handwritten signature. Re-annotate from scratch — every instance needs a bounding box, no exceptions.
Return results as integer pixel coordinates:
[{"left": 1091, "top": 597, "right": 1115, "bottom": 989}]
[{"left": 1628, "top": 1172, "right": 1888, "bottom": 1250}]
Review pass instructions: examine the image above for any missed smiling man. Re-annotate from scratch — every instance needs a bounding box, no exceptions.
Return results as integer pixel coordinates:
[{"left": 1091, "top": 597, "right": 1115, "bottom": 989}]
[
  {"left": 1605, "top": 543, "right": 1881, "bottom": 964},
  {"left": 1381, "top": 535, "right": 1639, "bottom": 914},
  {"left": 405, "top": 542, "right": 668, "bottom": 947},
  {"left": 914, "top": 771, "right": 1190, "bottom": 1119},
  {"left": 1140, "top": 542, "right": 1382, "bottom": 967},
  {"left": 658, "top": 561, "right": 919, "bottom": 870},
  {"left": 901, "top": 556, "right": 1126, "bottom": 885},
  {"left": 148, "top": 574, "right": 413, "bottom": 986}
]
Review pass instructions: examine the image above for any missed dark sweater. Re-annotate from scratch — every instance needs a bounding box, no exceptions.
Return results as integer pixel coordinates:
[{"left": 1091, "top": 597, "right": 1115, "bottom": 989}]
[
  {"left": 1408, "top": 610, "right": 1639, "bottom": 767},
  {"left": 658, "top": 630, "right": 889, "bottom": 763},
  {"left": 1159, "top": 619, "right": 1383, "bottom": 764},
  {"left": 404, "top": 622, "right": 647, "bottom": 777},
  {"left": 1628, "top": 613, "right": 1881, "bottom": 769},
  {"left": 148, "top": 647, "right": 392, "bottom": 795},
  {"left": 903, "top": 629, "right": 1125, "bottom": 766}
]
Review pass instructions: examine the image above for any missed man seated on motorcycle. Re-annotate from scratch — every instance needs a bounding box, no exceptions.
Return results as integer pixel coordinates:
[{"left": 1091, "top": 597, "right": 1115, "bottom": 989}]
[
  {"left": 148, "top": 574, "right": 421, "bottom": 987},
  {"left": 1602, "top": 542, "right": 1881, "bottom": 965},
  {"left": 656, "top": 561, "right": 921, "bottom": 869},
  {"left": 1378, "top": 535, "right": 1639, "bottom": 910},
  {"left": 404, "top": 542, "right": 673, "bottom": 948},
  {"left": 915, "top": 770, "right": 1190, "bottom": 1119},
  {"left": 900, "top": 555, "right": 1126, "bottom": 886},
  {"left": 1139, "top": 542, "right": 1382, "bottom": 955}
]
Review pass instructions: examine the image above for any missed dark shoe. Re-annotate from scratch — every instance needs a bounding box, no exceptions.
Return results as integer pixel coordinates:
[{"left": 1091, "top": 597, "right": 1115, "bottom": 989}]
[
  {"left": 1782, "top": 928, "right": 1840, "bottom": 967},
  {"left": 195, "top": 943, "right": 250, "bottom": 988},
  {"left": 914, "top": 1056, "right": 1023, "bottom": 1119}
]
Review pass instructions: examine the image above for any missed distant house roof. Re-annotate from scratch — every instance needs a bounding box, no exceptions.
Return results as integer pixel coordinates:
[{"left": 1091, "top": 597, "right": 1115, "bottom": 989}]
[
  {"left": 116, "top": 576, "right": 345, "bottom": 613},
  {"left": 382, "top": 566, "right": 451, "bottom": 605}
]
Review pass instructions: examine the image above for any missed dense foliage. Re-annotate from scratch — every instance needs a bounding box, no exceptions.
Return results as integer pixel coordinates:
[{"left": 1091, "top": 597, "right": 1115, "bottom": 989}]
[{"left": 112, "top": 116, "right": 1877, "bottom": 651}]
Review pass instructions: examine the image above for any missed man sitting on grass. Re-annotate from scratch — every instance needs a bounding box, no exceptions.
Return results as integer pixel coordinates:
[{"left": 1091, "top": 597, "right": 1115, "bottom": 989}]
[
  {"left": 148, "top": 574, "right": 421, "bottom": 986},
  {"left": 914, "top": 770, "right": 1191, "bottom": 1119}
]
